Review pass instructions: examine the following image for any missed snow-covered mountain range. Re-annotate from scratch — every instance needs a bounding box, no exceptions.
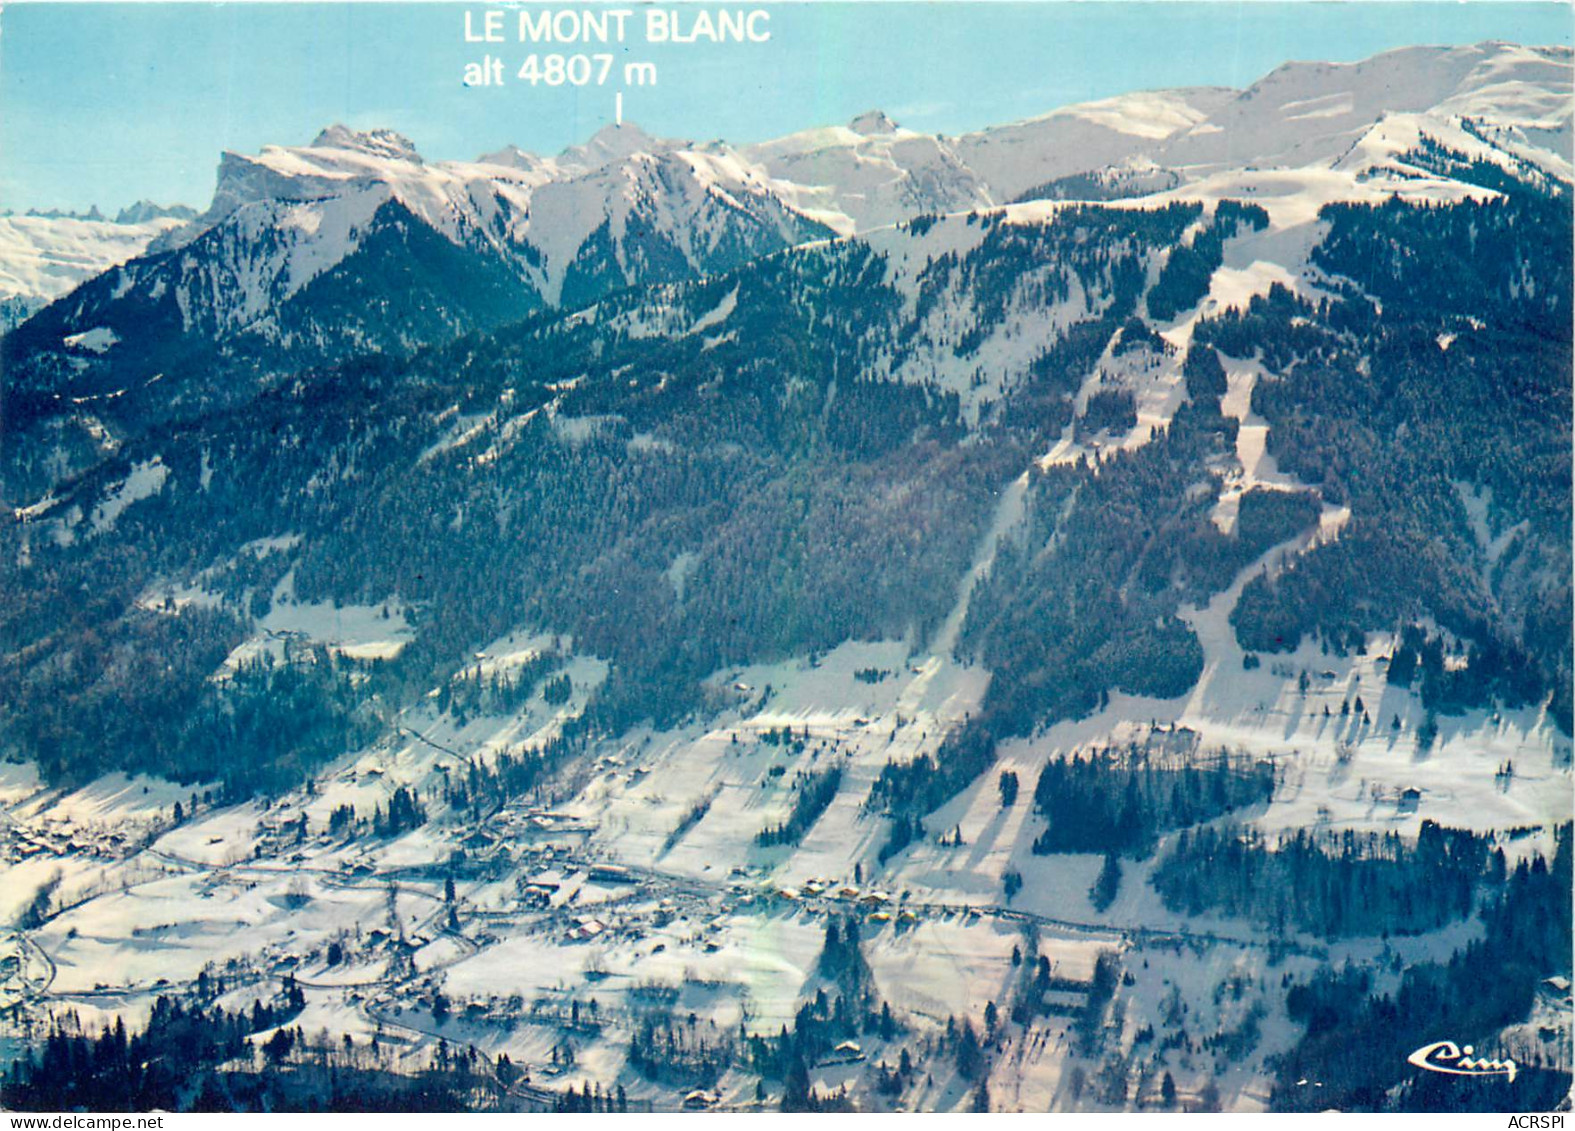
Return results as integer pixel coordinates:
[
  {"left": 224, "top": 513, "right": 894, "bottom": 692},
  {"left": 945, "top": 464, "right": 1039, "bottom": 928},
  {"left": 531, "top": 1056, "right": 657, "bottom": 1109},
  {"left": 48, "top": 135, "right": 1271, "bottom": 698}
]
[
  {"left": 750, "top": 40, "right": 1570, "bottom": 227},
  {"left": 148, "top": 120, "right": 829, "bottom": 318},
  {"left": 3, "top": 41, "right": 1567, "bottom": 370},
  {"left": 0, "top": 37, "right": 1564, "bottom": 514},
  {"left": 0, "top": 205, "right": 194, "bottom": 332}
]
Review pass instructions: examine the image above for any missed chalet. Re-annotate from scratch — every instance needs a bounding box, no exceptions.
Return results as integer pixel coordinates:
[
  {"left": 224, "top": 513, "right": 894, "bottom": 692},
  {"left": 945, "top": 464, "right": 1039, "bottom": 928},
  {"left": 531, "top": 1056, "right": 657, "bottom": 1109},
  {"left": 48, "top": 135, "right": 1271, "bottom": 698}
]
[{"left": 819, "top": 1039, "right": 866, "bottom": 1066}]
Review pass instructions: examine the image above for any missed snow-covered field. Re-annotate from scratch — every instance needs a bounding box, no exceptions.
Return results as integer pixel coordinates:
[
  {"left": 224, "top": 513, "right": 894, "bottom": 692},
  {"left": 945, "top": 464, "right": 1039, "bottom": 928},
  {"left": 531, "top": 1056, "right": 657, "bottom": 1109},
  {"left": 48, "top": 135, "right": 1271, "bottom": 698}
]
[{"left": 2, "top": 448, "right": 1567, "bottom": 1109}]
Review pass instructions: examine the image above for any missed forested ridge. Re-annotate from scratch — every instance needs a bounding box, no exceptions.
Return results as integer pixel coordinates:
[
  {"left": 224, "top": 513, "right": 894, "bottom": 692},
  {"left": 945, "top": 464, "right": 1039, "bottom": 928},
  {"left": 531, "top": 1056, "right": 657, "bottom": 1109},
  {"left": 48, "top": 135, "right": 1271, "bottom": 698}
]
[{"left": 1, "top": 190, "right": 1568, "bottom": 810}]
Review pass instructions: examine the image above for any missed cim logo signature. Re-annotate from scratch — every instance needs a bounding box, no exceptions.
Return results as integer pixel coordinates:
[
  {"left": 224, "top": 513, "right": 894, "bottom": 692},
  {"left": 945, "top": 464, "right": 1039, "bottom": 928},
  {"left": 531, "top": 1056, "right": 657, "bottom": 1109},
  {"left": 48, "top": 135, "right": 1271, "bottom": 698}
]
[{"left": 1407, "top": 1039, "right": 1518, "bottom": 1083}]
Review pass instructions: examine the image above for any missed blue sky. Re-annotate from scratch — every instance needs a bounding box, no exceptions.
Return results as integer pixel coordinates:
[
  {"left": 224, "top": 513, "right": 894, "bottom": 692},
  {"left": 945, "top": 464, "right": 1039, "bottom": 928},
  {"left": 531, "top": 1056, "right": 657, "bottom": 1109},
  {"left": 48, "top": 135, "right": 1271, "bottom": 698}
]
[{"left": 2, "top": 2, "right": 1570, "bottom": 213}]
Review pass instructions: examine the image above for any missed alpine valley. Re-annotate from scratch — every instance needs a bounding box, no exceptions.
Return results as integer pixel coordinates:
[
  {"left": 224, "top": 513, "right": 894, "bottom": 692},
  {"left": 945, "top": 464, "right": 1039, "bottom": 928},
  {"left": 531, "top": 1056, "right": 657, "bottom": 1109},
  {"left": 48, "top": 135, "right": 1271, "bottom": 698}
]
[{"left": 0, "top": 40, "right": 1570, "bottom": 1114}]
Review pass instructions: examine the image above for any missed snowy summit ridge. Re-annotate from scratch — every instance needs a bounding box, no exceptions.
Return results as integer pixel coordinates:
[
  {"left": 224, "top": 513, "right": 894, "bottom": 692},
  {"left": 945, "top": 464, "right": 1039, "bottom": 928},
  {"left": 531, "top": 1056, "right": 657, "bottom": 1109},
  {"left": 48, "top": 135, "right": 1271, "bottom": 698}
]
[{"left": 3, "top": 41, "right": 1569, "bottom": 369}]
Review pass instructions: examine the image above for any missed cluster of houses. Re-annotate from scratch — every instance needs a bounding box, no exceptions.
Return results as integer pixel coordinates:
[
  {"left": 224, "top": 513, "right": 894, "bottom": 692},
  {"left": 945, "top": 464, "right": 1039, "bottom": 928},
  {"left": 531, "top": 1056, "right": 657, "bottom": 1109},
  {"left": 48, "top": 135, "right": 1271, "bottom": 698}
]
[
  {"left": 2, "top": 814, "right": 131, "bottom": 863},
  {"left": 769, "top": 879, "right": 920, "bottom": 924}
]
